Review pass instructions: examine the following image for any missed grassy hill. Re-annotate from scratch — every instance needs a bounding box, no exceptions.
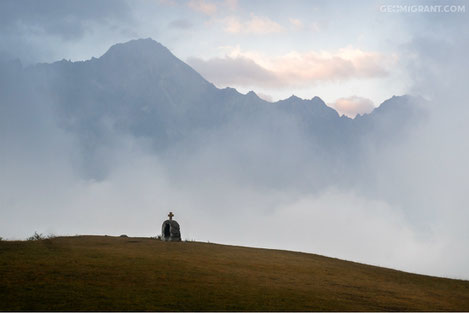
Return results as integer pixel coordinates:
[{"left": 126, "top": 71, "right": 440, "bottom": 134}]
[{"left": 0, "top": 236, "right": 468, "bottom": 311}]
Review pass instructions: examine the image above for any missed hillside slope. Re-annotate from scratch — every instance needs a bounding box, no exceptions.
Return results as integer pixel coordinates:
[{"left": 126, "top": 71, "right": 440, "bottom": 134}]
[{"left": 0, "top": 236, "right": 468, "bottom": 311}]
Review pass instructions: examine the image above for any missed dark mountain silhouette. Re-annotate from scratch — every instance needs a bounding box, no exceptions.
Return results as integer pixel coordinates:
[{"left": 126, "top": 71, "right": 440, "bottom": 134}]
[{"left": 0, "top": 38, "right": 424, "bottom": 180}]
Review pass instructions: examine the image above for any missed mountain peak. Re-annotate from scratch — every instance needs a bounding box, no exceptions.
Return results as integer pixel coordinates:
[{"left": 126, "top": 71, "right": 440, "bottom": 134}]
[
  {"left": 246, "top": 90, "right": 260, "bottom": 98},
  {"left": 287, "top": 94, "right": 301, "bottom": 101},
  {"left": 106, "top": 38, "right": 165, "bottom": 51},
  {"left": 311, "top": 96, "right": 324, "bottom": 103},
  {"left": 281, "top": 95, "right": 327, "bottom": 107},
  {"left": 94, "top": 37, "right": 213, "bottom": 90},
  {"left": 100, "top": 38, "right": 174, "bottom": 63}
]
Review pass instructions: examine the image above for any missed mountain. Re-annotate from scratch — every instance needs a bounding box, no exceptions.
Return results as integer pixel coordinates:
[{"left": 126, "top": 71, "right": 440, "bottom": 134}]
[
  {"left": 0, "top": 38, "right": 424, "bottom": 181},
  {"left": 1, "top": 236, "right": 468, "bottom": 311}
]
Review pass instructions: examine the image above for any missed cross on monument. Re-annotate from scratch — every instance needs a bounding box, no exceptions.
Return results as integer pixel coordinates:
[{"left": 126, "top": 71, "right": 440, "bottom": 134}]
[{"left": 168, "top": 211, "right": 174, "bottom": 220}]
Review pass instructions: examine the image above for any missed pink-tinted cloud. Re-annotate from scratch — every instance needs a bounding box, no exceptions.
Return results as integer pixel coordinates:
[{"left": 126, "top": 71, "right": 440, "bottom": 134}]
[
  {"left": 186, "top": 0, "right": 237, "bottom": 16},
  {"left": 288, "top": 18, "right": 319, "bottom": 32},
  {"left": 267, "top": 48, "right": 391, "bottom": 82},
  {"left": 328, "top": 96, "right": 375, "bottom": 118},
  {"left": 187, "top": 47, "right": 395, "bottom": 89},
  {"left": 289, "top": 18, "right": 303, "bottom": 29},
  {"left": 221, "top": 14, "right": 285, "bottom": 34},
  {"left": 187, "top": 0, "right": 217, "bottom": 15}
]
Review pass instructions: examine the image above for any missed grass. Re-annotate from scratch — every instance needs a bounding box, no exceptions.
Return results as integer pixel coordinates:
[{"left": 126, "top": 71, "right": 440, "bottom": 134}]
[{"left": 0, "top": 235, "right": 468, "bottom": 311}]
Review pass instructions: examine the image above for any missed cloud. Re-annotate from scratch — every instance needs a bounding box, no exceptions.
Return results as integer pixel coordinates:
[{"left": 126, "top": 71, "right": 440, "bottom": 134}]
[
  {"left": 188, "top": 47, "right": 394, "bottom": 89},
  {"left": 224, "top": 0, "right": 238, "bottom": 11},
  {"left": 328, "top": 96, "right": 375, "bottom": 118},
  {"left": 289, "top": 18, "right": 303, "bottom": 29},
  {"left": 288, "top": 18, "right": 319, "bottom": 32},
  {"left": 0, "top": 0, "right": 131, "bottom": 40},
  {"left": 221, "top": 14, "right": 285, "bottom": 34},
  {"left": 0, "top": 0, "right": 133, "bottom": 63},
  {"left": 156, "top": 0, "right": 177, "bottom": 5},
  {"left": 186, "top": 0, "right": 236, "bottom": 16},
  {"left": 187, "top": 55, "right": 281, "bottom": 88},
  {"left": 187, "top": 0, "right": 217, "bottom": 16},
  {"left": 252, "top": 190, "right": 448, "bottom": 277},
  {"left": 265, "top": 48, "right": 392, "bottom": 82},
  {"left": 256, "top": 92, "right": 273, "bottom": 102},
  {"left": 221, "top": 16, "right": 242, "bottom": 33},
  {"left": 168, "top": 19, "right": 193, "bottom": 29}
]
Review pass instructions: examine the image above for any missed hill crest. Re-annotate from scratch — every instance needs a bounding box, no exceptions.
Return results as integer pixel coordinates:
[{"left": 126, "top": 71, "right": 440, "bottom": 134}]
[{"left": 1, "top": 235, "right": 468, "bottom": 311}]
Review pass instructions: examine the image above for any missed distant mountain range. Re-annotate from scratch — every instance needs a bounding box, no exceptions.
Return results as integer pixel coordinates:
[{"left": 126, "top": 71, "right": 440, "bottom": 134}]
[{"left": 0, "top": 38, "right": 424, "bottom": 181}]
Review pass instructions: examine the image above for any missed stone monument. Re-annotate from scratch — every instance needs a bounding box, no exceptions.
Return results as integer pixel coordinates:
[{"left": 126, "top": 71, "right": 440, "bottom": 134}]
[{"left": 161, "top": 211, "right": 181, "bottom": 241}]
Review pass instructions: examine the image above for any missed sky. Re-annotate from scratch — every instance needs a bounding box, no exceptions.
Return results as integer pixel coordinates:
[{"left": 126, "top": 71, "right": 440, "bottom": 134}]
[
  {"left": 0, "top": 0, "right": 452, "bottom": 116},
  {"left": 1, "top": 0, "right": 469, "bottom": 279}
]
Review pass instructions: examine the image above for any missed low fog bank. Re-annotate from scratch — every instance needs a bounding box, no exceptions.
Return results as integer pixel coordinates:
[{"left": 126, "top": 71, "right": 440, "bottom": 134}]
[{"left": 1, "top": 90, "right": 468, "bottom": 280}]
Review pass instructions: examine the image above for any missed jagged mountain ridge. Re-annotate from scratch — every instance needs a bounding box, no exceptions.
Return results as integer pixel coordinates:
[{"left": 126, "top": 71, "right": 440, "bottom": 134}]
[
  {"left": 16, "top": 38, "right": 417, "bottom": 135},
  {"left": 0, "top": 38, "right": 422, "bottom": 180}
]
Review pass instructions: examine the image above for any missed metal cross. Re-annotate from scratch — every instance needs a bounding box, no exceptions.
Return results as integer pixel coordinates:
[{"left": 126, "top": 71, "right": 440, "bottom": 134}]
[{"left": 168, "top": 211, "right": 174, "bottom": 220}]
